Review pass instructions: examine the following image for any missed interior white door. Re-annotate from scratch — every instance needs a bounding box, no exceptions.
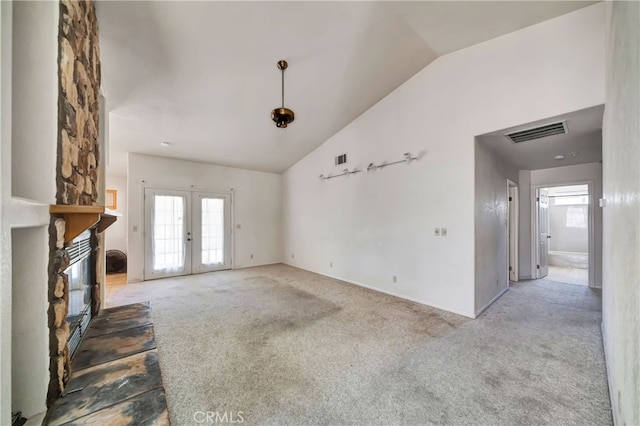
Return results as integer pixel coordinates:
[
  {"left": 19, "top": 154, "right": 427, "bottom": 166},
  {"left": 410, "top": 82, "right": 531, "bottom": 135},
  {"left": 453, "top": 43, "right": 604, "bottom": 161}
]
[
  {"left": 508, "top": 185, "right": 519, "bottom": 282},
  {"left": 537, "top": 188, "right": 550, "bottom": 278},
  {"left": 191, "top": 192, "right": 231, "bottom": 273},
  {"left": 144, "top": 188, "right": 192, "bottom": 280}
]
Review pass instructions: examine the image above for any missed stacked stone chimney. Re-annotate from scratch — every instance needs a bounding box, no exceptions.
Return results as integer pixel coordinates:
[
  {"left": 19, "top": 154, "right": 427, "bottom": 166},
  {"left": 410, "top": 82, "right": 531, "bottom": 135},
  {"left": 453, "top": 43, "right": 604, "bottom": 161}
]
[{"left": 47, "top": 0, "right": 101, "bottom": 404}]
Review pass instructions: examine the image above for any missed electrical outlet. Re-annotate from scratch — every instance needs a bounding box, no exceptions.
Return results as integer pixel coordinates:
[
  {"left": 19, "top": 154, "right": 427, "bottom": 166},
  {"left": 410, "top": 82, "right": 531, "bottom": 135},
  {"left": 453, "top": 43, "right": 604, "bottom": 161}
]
[
  {"left": 292, "top": 253, "right": 295, "bottom": 259},
  {"left": 133, "top": 226, "right": 138, "bottom": 232},
  {"left": 393, "top": 275, "right": 397, "bottom": 283},
  {"left": 330, "top": 262, "right": 333, "bottom": 267},
  {"left": 236, "top": 224, "right": 242, "bottom": 229},
  {"left": 435, "top": 227, "right": 441, "bottom": 236},
  {"left": 441, "top": 228, "right": 448, "bottom": 236},
  {"left": 496, "top": 279, "right": 499, "bottom": 287},
  {"left": 250, "top": 254, "right": 254, "bottom": 259}
]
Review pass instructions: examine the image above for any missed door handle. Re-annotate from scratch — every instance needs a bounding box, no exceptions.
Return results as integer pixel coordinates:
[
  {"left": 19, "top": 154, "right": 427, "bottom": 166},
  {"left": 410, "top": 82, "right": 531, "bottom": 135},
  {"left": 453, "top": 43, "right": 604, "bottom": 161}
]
[{"left": 187, "top": 238, "right": 192, "bottom": 242}]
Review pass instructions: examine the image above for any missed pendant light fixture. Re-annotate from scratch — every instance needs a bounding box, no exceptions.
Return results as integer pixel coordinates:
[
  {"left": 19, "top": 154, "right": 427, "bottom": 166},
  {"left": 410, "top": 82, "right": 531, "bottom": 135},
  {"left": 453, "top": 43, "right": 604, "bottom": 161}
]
[{"left": 271, "top": 60, "right": 295, "bottom": 128}]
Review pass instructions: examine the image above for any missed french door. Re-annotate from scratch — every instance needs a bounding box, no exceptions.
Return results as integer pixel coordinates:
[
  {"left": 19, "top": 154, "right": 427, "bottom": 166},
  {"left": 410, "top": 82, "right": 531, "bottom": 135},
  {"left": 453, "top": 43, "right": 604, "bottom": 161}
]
[{"left": 144, "top": 188, "right": 231, "bottom": 280}]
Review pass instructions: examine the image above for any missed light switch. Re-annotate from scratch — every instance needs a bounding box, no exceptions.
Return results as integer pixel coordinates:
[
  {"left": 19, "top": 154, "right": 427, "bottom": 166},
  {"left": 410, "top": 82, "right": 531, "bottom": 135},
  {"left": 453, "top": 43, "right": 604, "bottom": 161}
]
[
  {"left": 441, "top": 228, "right": 448, "bottom": 236},
  {"left": 236, "top": 224, "right": 241, "bottom": 229},
  {"left": 435, "top": 228, "right": 441, "bottom": 236}
]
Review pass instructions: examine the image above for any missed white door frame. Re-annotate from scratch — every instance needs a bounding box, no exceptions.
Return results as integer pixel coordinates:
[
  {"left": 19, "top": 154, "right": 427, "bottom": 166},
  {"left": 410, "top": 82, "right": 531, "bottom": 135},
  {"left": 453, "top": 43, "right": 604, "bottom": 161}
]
[
  {"left": 507, "top": 179, "right": 519, "bottom": 284},
  {"left": 531, "top": 180, "right": 595, "bottom": 287},
  {"left": 536, "top": 187, "right": 551, "bottom": 278}
]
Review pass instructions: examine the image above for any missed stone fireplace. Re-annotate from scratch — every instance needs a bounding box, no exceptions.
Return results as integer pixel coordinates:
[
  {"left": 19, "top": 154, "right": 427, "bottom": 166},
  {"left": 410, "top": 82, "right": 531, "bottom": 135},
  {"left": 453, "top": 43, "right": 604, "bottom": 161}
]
[{"left": 46, "top": 0, "right": 103, "bottom": 405}]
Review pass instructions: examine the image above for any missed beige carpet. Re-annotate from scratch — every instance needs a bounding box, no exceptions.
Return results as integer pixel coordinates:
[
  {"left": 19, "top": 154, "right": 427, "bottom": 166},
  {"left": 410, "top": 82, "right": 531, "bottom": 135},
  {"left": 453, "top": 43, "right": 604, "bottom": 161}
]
[{"left": 108, "top": 264, "right": 611, "bottom": 425}]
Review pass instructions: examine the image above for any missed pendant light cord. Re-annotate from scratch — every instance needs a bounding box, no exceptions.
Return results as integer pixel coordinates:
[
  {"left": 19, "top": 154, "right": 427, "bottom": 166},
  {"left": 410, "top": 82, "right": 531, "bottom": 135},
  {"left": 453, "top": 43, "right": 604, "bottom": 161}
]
[{"left": 281, "top": 68, "right": 285, "bottom": 108}]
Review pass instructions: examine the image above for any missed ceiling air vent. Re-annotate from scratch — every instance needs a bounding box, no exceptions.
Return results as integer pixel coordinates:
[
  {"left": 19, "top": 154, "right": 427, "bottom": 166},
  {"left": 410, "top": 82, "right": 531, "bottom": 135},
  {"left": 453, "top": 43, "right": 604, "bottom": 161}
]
[{"left": 506, "top": 121, "right": 568, "bottom": 143}]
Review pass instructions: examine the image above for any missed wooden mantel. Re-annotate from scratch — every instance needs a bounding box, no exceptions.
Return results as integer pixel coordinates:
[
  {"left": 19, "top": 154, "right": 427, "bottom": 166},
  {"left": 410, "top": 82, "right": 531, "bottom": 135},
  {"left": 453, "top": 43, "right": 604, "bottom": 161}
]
[{"left": 49, "top": 205, "right": 119, "bottom": 243}]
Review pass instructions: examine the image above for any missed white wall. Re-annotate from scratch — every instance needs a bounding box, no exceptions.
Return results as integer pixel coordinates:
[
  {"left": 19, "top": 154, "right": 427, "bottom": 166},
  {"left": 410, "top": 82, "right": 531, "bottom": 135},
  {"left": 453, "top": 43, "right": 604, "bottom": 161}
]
[
  {"left": 8, "top": 0, "right": 59, "bottom": 418},
  {"left": 520, "top": 162, "right": 603, "bottom": 287},
  {"left": 474, "top": 142, "right": 518, "bottom": 315},
  {"left": 105, "top": 175, "right": 127, "bottom": 254},
  {"left": 602, "top": 2, "right": 640, "bottom": 425},
  {"left": 10, "top": 228, "right": 49, "bottom": 418},
  {"left": 11, "top": 3, "right": 57, "bottom": 203},
  {"left": 282, "top": 4, "right": 605, "bottom": 317},
  {"left": 0, "top": 1, "right": 13, "bottom": 422},
  {"left": 127, "top": 154, "right": 282, "bottom": 282}
]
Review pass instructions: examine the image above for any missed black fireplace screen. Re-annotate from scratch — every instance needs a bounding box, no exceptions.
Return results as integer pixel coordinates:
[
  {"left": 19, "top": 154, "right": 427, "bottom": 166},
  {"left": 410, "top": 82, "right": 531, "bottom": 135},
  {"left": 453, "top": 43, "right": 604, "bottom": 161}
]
[{"left": 65, "top": 230, "right": 93, "bottom": 356}]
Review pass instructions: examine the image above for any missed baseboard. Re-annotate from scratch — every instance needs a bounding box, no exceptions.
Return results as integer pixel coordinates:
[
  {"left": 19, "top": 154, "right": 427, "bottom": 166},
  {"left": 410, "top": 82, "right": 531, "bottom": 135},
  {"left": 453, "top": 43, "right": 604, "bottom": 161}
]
[
  {"left": 475, "top": 287, "right": 509, "bottom": 318},
  {"left": 283, "top": 262, "right": 475, "bottom": 318},
  {"left": 232, "top": 261, "right": 282, "bottom": 270}
]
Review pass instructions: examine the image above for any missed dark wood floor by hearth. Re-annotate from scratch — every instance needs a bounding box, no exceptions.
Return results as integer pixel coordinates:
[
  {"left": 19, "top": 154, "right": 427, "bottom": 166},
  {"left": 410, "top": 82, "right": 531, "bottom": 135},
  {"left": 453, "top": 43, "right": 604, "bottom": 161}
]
[{"left": 46, "top": 302, "right": 170, "bottom": 425}]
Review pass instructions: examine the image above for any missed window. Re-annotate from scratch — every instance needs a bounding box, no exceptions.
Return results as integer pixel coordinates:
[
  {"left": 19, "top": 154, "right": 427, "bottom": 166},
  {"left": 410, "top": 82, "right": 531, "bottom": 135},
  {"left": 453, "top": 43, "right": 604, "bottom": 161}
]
[
  {"left": 554, "top": 195, "right": 588, "bottom": 206},
  {"left": 201, "top": 198, "right": 224, "bottom": 265},
  {"left": 152, "top": 195, "right": 185, "bottom": 270},
  {"left": 566, "top": 206, "right": 588, "bottom": 228}
]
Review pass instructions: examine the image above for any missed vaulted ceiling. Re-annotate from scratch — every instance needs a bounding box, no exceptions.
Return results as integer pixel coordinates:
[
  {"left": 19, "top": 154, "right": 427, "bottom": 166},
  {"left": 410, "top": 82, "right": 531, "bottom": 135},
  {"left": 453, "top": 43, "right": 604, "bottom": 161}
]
[{"left": 97, "top": 1, "right": 597, "bottom": 177}]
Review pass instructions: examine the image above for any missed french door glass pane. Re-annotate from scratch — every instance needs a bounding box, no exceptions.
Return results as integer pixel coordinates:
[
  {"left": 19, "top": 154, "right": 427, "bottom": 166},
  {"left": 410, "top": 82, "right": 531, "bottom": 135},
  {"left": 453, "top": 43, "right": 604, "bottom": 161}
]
[
  {"left": 201, "top": 198, "right": 224, "bottom": 265},
  {"left": 153, "top": 195, "right": 185, "bottom": 271}
]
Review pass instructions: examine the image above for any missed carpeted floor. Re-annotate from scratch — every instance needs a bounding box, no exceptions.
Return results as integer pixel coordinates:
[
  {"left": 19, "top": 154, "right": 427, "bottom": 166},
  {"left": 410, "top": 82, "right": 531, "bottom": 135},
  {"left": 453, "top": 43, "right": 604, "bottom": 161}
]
[
  {"left": 547, "top": 266, "right": 589, "bottom": 286},
  {"left": 108, "top": 264, "right": 612, "bottom": 426}
]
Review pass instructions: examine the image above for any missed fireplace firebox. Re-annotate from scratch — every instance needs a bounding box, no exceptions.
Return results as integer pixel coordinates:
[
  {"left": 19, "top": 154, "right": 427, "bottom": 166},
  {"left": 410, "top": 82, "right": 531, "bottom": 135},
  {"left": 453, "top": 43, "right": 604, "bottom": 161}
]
[{"left": 65, "top": 230, "right": 94, "bottom": 356}]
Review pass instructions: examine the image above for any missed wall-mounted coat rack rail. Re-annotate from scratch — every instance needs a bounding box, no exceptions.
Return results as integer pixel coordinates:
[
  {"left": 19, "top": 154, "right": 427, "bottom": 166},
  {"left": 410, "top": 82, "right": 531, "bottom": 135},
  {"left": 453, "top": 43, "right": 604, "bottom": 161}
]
[{"left": 319, "top": 152, "right": 418, "bottom": 181}]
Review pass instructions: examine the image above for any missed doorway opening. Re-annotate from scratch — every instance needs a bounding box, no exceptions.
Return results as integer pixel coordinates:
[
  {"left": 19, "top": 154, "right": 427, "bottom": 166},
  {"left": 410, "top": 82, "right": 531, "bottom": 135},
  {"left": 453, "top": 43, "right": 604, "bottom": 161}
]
[
  {"left": 535, "top": 183, "right": 590, "bottom": 286},
  {"left": 507, "top": 180, "right": 519, "bottom": 284}
]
